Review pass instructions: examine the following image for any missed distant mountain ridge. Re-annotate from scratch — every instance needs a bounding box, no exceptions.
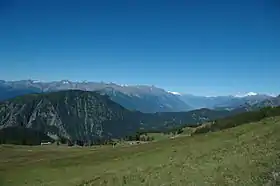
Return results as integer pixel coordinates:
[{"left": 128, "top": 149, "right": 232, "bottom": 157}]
[
  {"left": 0, "top": 80, "right": 276, "bottom": 112},
  {"left": 0, "top": 90, "right": 243, "bottom": 141},
  {"left": 249, "top": 94, "right": 280, "bottom": 109},
  {"left": 0, "top": 80, "right": 192, "bottom": 113},
  {"left": 178, "top": 93, "right": 274, "bottom": 110}
]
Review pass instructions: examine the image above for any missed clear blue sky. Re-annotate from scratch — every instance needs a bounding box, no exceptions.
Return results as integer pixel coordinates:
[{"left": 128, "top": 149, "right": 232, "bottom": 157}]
[{"left": 0, "top": 0, "right": 279, "bottom": 96}]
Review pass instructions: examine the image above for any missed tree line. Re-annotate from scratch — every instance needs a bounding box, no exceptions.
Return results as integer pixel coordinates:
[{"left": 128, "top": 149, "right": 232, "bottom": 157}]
[{"left": 193, "top": 106, "right": 280, "bottom": 134}]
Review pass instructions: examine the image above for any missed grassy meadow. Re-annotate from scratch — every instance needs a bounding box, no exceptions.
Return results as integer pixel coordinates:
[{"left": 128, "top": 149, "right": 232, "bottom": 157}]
[{"left": 1, "top": 117, "right": 280, "bottom": 186}]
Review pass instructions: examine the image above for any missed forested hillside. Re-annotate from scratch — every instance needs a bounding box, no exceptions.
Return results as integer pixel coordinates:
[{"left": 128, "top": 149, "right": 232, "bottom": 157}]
[
  {"left": 193, "top": 106, "right": 280, "bottom": 134},
  {"left": 0, "top": 90, "right": 241, "bottom": 144}
]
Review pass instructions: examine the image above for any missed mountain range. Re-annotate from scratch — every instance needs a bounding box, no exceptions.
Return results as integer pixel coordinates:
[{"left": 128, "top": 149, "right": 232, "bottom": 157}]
[
  {"left": 0, "top": 80, "right": 278, "bottom": 113},
  {"left": 0, "top": 90, "right": 242, "bottom": 142},
  {"left": 178, "top": 93, "right": 274, "bottom": 110},
  {"left": 0, "top": 80, "right": 191, "bottom": 113}
]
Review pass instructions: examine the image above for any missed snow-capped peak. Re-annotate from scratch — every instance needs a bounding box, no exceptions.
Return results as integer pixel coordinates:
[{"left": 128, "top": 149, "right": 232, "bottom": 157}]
[
  {"left": 168, "top": 91, "right": 181, "bottom": 95},
  {"left": 30, "top": 80, "right": 41, "bottom": 83},
  {"left": 234, "top": 92, "right": 258, "bottom": 98},
  {"left": 61, "top": 80, "right": 71, "bottom": 84},
  {"left": 246, "top": 92, "right": 258, "bottom": 96}
]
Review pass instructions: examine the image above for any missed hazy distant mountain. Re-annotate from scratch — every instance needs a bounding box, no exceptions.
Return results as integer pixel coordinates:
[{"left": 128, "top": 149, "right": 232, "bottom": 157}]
[
  {"left": 214, "top": 94, "right": 273, "bottom": 109},
  {"left": 0, "top": 80, "right": 275, "bottom": 112},
  {"left": 0, "top": 81, "right": 41, "bottom": 101},
  {"left": 178, "top": 93, "right": 274, "bottom": 110},
  {"left": 178, "top": 94, "right": 231, "bottom": 109},
  {"left": 0, "top": 90, "right": 239, "bottom": 141},
  {"left": 250, "top": 94, "right": 280, "bottom": 109},
  {"left": 100, "top": 86, "right": 192, "bottom": 113},
  {"left": 0, "top": 80, "right": 192, "bottom": 113}
]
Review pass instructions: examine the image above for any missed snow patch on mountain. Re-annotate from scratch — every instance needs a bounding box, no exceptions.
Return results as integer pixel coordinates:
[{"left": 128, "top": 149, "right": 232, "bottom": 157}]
[
  {"left": 31, "top": 80, "right": 41, "bottom": 83},
  {"left": 61, "top": 80, "right": 71, "bottom": 84},
  {"left": 234, "top": 92, "right": 258, "bottom": 98},
  {"left": 168, "top": 91, "right": 181, "bottom": 95}
]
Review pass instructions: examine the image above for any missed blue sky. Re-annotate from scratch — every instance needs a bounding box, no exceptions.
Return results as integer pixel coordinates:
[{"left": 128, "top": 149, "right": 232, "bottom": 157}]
[{"left": 0, "top": 0, "right": 279, "bottom": 96}]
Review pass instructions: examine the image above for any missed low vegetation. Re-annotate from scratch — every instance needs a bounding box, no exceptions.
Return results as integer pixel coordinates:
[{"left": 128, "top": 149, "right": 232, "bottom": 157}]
[{"left": 1, "top": 116, "right": 280, "bottom": 186}]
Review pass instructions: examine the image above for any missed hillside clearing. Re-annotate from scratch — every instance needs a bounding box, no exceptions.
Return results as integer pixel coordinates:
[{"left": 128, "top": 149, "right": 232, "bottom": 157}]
[{"left": 1, "top": 117, "right": 280, "bottom": 186}]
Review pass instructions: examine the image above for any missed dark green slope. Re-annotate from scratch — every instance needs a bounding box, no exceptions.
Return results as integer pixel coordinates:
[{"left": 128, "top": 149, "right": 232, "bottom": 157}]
[
  {"left": 136, "top": 108, "right": 243, "bottom": 131},
  {"left": 0, "top": 90, "right": 242, "bottom": 142},
  {"left": 0, "top": 127, "right": 53, "bottom": 145},
  {"left": 193, "top": 106, "right": 280, "bottom": 134},
  {"left": 0, "top": 90, "right": 135, "bottom": 141}
]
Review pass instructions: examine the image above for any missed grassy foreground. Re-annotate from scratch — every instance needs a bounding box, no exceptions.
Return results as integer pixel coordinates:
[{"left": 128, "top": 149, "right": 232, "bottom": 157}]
[{"left": 1, "top": 117, "right": 280, "bottom": 186}]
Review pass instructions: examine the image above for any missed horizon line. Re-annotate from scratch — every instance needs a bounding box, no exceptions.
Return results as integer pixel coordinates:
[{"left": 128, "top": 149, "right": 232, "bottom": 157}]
[{"left": 0, "top": 79, "right": 278, "bottom": 97}]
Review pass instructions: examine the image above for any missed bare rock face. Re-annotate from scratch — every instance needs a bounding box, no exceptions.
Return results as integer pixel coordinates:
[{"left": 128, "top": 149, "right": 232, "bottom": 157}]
[{"left": 0, "top": 90, "right": 133, "bottom": 140}]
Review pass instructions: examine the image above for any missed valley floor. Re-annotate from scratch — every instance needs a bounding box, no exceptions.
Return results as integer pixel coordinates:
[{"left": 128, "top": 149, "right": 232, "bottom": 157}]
[{"left": 1, "top": 117, "right": 280, "bottom": 186}]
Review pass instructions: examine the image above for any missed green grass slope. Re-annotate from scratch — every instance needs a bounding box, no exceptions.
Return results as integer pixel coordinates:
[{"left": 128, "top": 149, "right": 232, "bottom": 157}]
[{"left": 1, "top": 116, "right": 280, "bottom": 186}]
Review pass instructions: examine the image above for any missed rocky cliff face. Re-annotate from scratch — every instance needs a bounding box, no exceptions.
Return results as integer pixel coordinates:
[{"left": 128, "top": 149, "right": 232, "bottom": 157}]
[
  {"left": 0, "top": 90, "right": 135, "bottom": 140},
  {"left": 247, "top": 96, "right": 280, "bottom": 110}
]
